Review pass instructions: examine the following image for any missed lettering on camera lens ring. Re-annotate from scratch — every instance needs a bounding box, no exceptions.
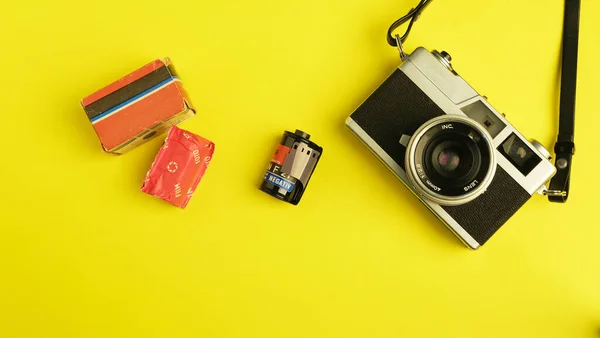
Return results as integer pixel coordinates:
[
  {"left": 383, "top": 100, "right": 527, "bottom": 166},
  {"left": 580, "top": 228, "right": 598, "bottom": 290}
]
[
  {"left": 464, "top": 180, "right": 479, "bottom": 192},
  {"left": 426, "top": 180, "right": 442, "bottom": 192},
  {"left": 416, "top": 163, "right": 426, "bottom": 179},
  {"left": 417, "top": 163, "right": 441, "bottom": 192}
]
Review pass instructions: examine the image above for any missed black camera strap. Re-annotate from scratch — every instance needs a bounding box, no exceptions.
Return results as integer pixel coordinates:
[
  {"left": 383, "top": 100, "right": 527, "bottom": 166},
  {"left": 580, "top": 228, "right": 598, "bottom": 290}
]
[
  {"left": 547, "top": 0, "right": 581, "bottom": 203},
  {"left": 387, "top": 0, "right": 432, "bottom": 47},
  {"left": 387, "top": 0, "right": 581, "bottom": 202}
]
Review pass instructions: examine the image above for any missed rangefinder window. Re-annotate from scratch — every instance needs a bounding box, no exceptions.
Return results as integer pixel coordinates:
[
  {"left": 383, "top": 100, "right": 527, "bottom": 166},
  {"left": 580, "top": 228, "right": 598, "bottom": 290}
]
[
  {"left": 461, "top": 100, "right": 505, "bottom": 138},
  {"left": 498, "top": 133, "right": 541, "bottom": 176}
]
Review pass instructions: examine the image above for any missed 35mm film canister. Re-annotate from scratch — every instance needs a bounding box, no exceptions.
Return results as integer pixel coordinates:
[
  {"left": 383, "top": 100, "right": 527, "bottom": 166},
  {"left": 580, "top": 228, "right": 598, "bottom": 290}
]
[{"left": 260, "top": 130, "right": 323, "bottom": 205}]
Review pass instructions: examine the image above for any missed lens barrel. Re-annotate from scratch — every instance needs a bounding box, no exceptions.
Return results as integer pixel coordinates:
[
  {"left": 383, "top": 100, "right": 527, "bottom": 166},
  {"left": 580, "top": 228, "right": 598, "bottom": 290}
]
[{"left": 405, "top": 115, "right": 496, "bottom": 206}]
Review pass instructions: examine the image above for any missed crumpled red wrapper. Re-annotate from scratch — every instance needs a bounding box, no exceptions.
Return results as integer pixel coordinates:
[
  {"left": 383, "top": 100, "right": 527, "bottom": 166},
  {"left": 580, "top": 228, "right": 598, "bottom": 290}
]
[{"left": 142, "top": 126, "right": 215, "bottom": 208}]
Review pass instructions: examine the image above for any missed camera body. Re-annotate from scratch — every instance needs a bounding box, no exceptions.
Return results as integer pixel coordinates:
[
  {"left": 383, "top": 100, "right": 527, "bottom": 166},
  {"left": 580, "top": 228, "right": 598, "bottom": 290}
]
[{"left": 346, "top": 47, "right": 556, "bottom": 249}]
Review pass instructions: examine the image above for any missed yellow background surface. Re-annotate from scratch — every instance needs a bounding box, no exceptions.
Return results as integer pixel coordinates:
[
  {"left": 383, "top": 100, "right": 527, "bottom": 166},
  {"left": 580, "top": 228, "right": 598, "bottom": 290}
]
[{"left": 0, "top": 0, "right": 599, "bottom": 337}]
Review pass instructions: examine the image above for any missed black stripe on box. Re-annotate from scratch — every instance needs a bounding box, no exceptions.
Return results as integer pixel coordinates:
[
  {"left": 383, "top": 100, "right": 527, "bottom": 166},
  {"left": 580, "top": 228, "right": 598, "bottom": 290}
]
[{"left": 84, "top": 66, "right": 173, "bottom": 119}]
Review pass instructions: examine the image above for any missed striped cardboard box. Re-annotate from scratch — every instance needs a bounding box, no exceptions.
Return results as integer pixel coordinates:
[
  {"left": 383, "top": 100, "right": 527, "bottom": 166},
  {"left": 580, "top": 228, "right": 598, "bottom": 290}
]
[{"left": 81, "top": 58, "right": 196, "bottom": 154}]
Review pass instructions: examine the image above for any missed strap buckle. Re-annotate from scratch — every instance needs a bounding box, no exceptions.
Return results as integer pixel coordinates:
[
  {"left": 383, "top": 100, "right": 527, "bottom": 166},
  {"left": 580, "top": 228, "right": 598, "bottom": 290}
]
[{"left": 554, "top": 141, "right": 576, "bottom": 155}]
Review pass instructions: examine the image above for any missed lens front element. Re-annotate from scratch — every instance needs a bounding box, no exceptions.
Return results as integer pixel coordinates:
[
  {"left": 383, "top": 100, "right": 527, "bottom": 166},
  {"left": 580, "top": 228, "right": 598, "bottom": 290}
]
[
  {"left": 405, "top": 115, "right": 497, "bottom": 206},
  {"left": 438, "top": 148, "right": 460, "bottom": 171}
]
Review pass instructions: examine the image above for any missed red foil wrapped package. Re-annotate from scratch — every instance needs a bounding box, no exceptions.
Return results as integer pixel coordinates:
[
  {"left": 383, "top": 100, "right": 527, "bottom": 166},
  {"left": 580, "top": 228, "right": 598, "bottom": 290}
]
[{"left": 142, "top": 126, "right": 215, "bottom": 208}]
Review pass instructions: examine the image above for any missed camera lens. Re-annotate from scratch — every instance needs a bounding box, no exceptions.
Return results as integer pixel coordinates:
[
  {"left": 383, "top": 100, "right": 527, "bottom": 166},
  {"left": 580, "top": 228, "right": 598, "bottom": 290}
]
[
  {"left": 425, "top": 134, "right": 482, "bottom": 187},
  {"left": 433, "top": 146, "right": 465, "bottom": 176},
  {"left": 438, "top": 148, "right": 460, "bottom": 172},
  {"left": 404, "top": 115, "right": 496, "bottom": 206}
]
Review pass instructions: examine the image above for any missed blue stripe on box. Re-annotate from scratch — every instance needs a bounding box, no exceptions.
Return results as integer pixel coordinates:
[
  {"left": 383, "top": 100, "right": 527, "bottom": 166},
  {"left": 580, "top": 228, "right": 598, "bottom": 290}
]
[{"left": 90, "top": 77, "right": 176, "bottom": 123}]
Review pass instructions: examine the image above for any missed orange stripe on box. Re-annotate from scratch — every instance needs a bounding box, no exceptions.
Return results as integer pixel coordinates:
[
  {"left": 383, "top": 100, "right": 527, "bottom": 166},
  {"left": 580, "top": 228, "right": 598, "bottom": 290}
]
[
  {"left": 92, "top": 83, "right": 186, "bottom": 150},
  {"left": 82, "top": 59, "right": 166, "bottom": 107}
]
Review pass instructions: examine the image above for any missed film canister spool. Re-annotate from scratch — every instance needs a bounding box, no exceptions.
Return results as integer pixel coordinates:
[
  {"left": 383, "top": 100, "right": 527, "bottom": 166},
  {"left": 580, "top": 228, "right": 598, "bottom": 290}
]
[{"left": 260, "top": 130, "right": 323, "bottom": 205}]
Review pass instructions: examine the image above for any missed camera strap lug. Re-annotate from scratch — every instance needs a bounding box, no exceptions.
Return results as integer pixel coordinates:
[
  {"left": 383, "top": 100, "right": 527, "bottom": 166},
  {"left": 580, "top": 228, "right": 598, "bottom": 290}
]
[
  {"left": 395, "top": 34, "right": 409, "bottom": 61},
  {"left": 539, "top": 185, "right": 568, "bottom": 197},
  {"left": 547, "top": 0, "right": 581, "bottom": 203}
]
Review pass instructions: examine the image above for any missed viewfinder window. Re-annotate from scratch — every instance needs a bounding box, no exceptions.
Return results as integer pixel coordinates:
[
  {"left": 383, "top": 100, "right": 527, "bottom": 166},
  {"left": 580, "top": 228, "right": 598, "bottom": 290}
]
[{"left": 498, "top": 133, "right": 541, "bottom": 176}]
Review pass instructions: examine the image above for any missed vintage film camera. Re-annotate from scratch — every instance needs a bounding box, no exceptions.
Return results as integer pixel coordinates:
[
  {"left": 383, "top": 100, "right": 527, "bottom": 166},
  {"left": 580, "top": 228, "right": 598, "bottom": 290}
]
[{"left": 346, "top": 47, "right": 557, "bottom": 249}]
